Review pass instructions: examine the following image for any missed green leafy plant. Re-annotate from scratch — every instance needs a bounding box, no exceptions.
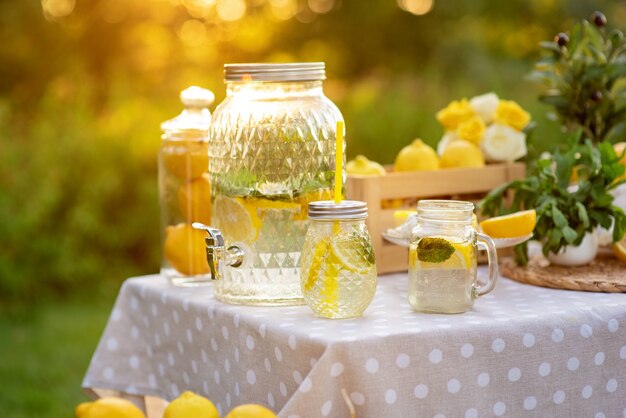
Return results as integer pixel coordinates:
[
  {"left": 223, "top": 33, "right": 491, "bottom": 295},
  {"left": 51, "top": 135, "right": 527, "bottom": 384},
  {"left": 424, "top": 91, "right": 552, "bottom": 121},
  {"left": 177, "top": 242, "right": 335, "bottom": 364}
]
[
  {"left": 480, "top": 135, "right": 626, "bottom": 265},
  {"left": 530, "top": 11, "right": 626, "bottom": 143}
]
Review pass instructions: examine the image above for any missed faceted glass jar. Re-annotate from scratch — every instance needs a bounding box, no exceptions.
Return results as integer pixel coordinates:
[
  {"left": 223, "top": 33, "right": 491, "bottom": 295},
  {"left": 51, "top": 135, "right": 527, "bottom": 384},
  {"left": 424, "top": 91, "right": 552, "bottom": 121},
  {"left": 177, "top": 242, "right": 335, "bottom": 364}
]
[
  {"left": 209, "top": 63, "right": 344, "bottom": 305},
  {"left": 159, "top": 87, "right": 214, "bottom": 286},
  {"left": 409, "top": 200, "right": 498, "bottom": 314},
  {"left": 300, "top": 201, "right": 377, "bottom": 319}
]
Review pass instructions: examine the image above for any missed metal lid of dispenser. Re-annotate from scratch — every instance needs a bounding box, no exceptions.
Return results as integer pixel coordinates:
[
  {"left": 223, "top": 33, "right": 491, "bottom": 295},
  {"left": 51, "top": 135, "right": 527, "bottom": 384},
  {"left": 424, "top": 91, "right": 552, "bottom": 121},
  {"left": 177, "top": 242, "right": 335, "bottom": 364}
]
[
  {"left": 308, "top": 200, "right": 368, "bottom": 220},
  {"left": 160, "top": 86, "right": 215, "bottom": 136},
  {"left": 224, "top": 62, "right": 326, "bottom": 82}
]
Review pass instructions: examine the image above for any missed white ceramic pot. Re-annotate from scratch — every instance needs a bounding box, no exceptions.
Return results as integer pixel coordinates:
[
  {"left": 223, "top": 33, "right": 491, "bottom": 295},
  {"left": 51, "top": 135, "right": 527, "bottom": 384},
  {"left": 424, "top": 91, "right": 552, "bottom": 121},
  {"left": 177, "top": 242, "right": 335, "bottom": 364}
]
[{"left": 547, "top": 231, "right": 599, "bottom": 267}]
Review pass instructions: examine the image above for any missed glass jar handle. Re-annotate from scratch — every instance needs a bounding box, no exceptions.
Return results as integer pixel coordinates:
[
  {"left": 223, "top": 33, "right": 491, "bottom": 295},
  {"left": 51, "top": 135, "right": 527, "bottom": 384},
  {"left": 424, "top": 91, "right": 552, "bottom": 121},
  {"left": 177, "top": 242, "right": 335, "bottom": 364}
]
[{"left": 474, "top": 232, "right": 499, "bottom": 297}]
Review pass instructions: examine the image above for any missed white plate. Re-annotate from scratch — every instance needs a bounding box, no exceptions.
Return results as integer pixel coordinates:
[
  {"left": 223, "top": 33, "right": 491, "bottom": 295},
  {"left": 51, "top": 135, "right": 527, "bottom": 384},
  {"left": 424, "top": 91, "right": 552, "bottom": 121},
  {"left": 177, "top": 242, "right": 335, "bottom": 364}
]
[{"left": 382, "top": 232, "right": 533, "bottom": 249}]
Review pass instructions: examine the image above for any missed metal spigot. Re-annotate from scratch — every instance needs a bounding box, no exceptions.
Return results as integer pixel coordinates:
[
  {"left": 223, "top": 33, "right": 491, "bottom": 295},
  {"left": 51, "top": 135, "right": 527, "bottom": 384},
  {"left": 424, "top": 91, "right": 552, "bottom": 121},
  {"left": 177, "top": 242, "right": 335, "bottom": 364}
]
[{"left": 192, "top": 223, "right": 245, "bottom": 280}]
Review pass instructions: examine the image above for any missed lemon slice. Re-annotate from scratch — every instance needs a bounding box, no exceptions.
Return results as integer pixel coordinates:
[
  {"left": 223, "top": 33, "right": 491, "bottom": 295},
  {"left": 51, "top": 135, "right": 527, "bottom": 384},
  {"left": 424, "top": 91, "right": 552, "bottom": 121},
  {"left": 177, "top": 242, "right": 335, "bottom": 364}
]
[
  {"left": 410, "top": 239, "right": 472, "bottom": 271},
  {"left": 213, "top": 196, "right": 256, "bottom": 243},
  {"left": 304, "top": 239, "right": 330, "bottom": 292},
  {"left": 330, "top": 238, "right": 375, "bottom": 274},
  {"left": 479, "top": 209, "right": 537, "bottom": 239},
  {"left": 613, "top": 237, "right": 626, "bottom": 263}
]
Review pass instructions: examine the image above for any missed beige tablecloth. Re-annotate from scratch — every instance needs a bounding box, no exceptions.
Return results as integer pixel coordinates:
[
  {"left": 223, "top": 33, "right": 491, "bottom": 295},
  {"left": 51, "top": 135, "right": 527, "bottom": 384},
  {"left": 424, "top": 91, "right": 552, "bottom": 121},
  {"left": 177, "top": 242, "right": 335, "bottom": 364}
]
[{"left": 83, "top": 271, "right": 626, "bottom": 417}]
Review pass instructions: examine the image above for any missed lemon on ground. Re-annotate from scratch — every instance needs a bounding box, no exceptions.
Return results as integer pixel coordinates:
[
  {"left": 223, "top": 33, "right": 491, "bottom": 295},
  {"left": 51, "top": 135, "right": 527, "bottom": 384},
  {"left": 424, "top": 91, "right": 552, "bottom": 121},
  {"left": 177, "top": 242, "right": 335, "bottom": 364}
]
[
  {"left": 225, "top": 404, "right": 277, "bottom": 418},
  {"left": 347, "top": 155, "right": 386, "bottom": 176},
  {"left": 162, "top": 142, "right": 209, "bottom": 181},
  {"left": 178, "top": 173, "right": 211, "bottom": 225},
  {"left": 439, "top": 139, "right": 485, "bottom": 168},
  {"left": 394, "top": 139, "right": 440, "bottom": 172},
  {"left": 164, "top": 223, "right": 210, "bottom": 276},
  {"left": 479, "top": 209, "right": 537, "bottom": 239},
  {"left": 75, "top": 397, "right": 145, "bottom": 418},
  {"left": 213, "top": 196, "right": 257, "bottom": 242},
  {"left": 164, "top": 391, "right": 219, "bottom": 418}
]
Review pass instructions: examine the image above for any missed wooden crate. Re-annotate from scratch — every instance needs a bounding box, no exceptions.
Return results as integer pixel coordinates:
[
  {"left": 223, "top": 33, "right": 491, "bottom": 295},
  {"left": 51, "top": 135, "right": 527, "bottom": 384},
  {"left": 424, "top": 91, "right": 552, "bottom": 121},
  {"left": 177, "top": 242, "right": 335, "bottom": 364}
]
[{"left": 346, "top": 162, "right": 526, "bottom": 274}]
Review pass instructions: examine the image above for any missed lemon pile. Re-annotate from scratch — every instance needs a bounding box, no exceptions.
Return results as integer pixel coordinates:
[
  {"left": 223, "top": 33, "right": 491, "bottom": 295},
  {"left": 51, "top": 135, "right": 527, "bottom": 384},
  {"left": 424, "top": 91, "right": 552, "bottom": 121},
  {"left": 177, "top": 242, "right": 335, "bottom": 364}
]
[{"left": 76, "top": 392, "right": 278, "bottom": 418}]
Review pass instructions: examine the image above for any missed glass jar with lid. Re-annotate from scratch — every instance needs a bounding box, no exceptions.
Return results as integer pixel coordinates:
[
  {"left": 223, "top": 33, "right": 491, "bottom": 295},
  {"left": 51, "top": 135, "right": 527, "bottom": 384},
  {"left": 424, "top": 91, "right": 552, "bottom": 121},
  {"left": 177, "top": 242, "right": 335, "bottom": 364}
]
[
  {"left": 409, "top": 200, "right": 498, "bottom": 314},
  {"left": 195, "top": 62, "right": 344, "bottom": 306},
  {"left": 159, "top": 86, "right": 214, "bottom": 286},
  {"left": 300, "top": 200, "right": 377, "bottom": 319}
]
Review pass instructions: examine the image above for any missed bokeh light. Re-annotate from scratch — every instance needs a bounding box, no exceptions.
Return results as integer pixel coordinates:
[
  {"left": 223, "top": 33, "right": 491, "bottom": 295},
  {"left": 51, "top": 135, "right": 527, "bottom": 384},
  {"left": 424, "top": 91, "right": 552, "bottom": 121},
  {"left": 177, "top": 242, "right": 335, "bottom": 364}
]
[
  {"left": 41, "top": 0, "right": 76, "bottom": 19},
  {"left": 308, "top": 0, "right": 334, "bottom": 14},
  {"left": 397, "top": 0, "right": 434, "bottom": 16},
  {"left": 270, "top": 0, "right": 298, "bottom": 21},
  {"left": 216, "top": 0, "right": 247, "bottom": 21}
]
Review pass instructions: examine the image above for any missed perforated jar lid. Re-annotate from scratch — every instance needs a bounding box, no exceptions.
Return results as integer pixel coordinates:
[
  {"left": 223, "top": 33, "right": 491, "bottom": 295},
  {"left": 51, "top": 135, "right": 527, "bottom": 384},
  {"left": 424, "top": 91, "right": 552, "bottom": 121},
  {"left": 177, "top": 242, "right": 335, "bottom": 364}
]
[
  {"left": 224, "top": 62, "right": 326, "bottom": 82},
  {"left": 308, "top": 200, "right": 368, "bottom": 220}
]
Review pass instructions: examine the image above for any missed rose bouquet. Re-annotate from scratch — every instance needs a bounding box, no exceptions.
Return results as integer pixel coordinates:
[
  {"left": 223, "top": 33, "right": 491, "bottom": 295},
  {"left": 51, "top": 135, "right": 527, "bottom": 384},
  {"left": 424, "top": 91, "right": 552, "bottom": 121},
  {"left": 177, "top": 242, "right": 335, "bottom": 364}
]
[{"left": 436, "top": 93, "right": 532, "bottom": 163}]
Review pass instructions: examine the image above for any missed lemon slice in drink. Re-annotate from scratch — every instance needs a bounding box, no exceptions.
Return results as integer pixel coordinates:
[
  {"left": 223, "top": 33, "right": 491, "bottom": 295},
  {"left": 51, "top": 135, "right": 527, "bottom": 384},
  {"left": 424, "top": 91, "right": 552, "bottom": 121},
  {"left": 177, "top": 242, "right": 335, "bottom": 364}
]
[
  {"left": 330, "top": 237, "right": 375, "bottom": 274},
  {"left": 213, "top": 196, "right": 256, "bottom": 243},
  {"left": 410, "top": 238, "right": 471, "bottom": 270},
  {"left": 304, "top": 239, "right": 330, "bottom": 292}
]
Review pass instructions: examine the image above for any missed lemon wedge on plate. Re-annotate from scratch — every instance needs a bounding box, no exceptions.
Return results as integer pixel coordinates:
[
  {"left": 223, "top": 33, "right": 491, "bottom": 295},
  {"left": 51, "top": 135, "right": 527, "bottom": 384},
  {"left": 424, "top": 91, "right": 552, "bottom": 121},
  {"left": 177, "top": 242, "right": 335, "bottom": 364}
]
[{"left": 479, "top": 210, "right": 536, "bottom": 239}]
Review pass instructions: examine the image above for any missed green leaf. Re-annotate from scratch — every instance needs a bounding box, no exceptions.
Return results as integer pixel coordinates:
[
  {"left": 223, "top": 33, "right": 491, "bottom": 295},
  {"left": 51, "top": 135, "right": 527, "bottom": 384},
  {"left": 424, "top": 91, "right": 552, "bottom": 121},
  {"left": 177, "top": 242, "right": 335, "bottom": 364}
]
[
  {"left": 575, "top": 202, "right": 590, "bottom": 228},
  {"left": 417, "top": 238, "right": 455, "bottom": 263},
  {"left": 551, "top": 205, "right": 568, "bottom": 228},
  {"left": 562, "top": 226, "right": 578, "bottom": 244}
]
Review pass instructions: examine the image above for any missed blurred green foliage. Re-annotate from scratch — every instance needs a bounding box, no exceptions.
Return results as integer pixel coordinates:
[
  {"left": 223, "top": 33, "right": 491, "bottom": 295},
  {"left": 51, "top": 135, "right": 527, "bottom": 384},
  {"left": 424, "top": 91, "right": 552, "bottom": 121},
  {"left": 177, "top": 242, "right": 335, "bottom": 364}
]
[{"left": 0, "top": 0, "right": 622, "bottom": 304}]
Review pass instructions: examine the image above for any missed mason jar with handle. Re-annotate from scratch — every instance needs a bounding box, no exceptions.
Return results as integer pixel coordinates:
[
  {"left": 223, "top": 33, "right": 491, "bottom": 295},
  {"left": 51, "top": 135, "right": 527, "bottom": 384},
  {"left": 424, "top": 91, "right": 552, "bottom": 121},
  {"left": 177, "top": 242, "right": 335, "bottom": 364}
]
[
  {"left": 408, "top": 200, "right": 498, "bottom": 314},
  {"left": 195, "top": 62, "right": 344, "bottom": 306}
]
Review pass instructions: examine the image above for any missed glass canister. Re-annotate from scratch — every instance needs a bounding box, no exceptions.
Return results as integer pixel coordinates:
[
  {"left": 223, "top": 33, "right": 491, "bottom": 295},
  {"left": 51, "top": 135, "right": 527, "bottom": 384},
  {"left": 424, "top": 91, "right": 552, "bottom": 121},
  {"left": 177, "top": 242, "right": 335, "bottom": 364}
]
[
  {"left": 205, "top": 62, "right": 344, "bottom": 306},
  {"left": 159, "top": 86, "right": 215, "bottom": 286},
  {"left": 300, "top": 200, "right": 377, "bottom": 319},
  {"left": 409, "top": 200, "right": 498, "bottom": 314}
]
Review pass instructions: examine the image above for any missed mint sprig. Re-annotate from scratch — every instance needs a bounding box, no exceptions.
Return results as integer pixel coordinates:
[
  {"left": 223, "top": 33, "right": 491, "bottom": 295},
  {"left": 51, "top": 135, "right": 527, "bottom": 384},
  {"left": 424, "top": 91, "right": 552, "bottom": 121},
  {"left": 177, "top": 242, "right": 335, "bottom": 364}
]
[{"left": 417, "top": 238, "right": 455, "bottom": 263}]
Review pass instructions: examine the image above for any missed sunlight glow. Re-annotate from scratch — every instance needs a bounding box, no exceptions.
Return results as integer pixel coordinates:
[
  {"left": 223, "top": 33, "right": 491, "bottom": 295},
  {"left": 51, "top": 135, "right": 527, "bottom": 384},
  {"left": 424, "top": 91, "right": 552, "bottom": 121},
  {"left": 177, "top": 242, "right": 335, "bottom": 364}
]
[
  {"left": 397, "top": 0, "right": 433, "bottom": 16},
  {"left": 178, "top": 19, "right": 209, "bottom": 46},
  {"left": 270, "top": 0, "right": 298, "bottom": 21},
  {"left": 216, "top": 0, "right": 246, "bottom": 21},
  {"left": 41, "top": 0, "right": 75, "bottom": 19},
  {"left": 308, "top": 0, "right": 334, "bottom": 14}
]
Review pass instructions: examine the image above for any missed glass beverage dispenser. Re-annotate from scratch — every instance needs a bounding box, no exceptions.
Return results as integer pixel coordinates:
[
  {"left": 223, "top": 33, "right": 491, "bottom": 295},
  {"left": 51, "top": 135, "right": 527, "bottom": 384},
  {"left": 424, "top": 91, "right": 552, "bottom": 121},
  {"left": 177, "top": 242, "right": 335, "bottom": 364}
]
[{"left": 195, "top": 62, "right": 344, "bottom": 306}]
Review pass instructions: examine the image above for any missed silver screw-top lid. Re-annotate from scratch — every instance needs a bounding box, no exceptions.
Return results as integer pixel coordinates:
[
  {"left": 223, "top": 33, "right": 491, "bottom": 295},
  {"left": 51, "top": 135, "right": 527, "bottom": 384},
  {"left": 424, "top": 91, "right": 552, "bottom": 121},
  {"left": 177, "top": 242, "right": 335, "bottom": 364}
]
[
  {"left": 224, "top": 62, "right": 326, "bottom": 82},
  {"left": 308, "top": 200, "right": 368, "bottom": 220}
]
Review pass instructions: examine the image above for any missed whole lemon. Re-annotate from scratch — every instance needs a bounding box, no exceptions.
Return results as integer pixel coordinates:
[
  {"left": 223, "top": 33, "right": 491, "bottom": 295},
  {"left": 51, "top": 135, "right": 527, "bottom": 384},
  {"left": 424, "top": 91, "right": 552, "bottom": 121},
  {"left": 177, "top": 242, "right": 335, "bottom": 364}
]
[
  {"left": 75, "top": 397, "right": 145, "bottom": 418},
  {"left": 394, "top": 139, "right": 439, "bottom": 172},
  {"left": 162, "top": 142, "right": 209, "bottom": 181},
  {"left": 163, "top": 223, "right": 210, "bottom": 276},
  {"left": 346, "top": 155, "right": 386, "bottom": 176},
  {"left": 164, "top": 391, "right": 220, "bottom": 418},
  {"left": 439, "top": 139, "right": 485, "bottom": 168},
  {"left": 225, "top": 404, "right": 277, "bottom": 418},
  {"left": 179, "top": 173, "right": 212, "bottom": 225}
]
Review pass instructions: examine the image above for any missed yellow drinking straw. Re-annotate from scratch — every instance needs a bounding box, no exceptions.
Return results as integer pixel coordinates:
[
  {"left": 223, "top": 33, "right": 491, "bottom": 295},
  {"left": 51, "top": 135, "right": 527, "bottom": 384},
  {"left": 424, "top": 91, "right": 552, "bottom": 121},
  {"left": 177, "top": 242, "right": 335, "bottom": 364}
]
[{"left": 334, "top": 120, "right": 344, "bottom": 204}]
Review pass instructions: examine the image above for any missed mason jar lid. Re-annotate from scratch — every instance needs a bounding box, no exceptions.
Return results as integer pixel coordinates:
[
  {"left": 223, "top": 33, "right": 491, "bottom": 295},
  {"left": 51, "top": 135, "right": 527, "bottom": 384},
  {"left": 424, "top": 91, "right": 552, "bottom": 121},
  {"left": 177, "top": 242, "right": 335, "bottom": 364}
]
[
  {"left": 417, "top": 200, "right": 474, "bottom": 223},
  {"left": 308, "top": 200, "right": 368, "bottom": 220},
  {"left": 224, "top": 62, "right": 326, "bottom": 82}
]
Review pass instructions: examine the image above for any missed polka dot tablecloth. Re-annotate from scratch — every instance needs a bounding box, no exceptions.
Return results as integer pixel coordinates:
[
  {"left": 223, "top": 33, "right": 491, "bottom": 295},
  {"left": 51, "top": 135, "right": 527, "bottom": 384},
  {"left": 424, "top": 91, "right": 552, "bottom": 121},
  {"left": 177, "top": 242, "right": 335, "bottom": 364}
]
[{"left": 83, "top": 271, "right": 626, "bottom": 418}]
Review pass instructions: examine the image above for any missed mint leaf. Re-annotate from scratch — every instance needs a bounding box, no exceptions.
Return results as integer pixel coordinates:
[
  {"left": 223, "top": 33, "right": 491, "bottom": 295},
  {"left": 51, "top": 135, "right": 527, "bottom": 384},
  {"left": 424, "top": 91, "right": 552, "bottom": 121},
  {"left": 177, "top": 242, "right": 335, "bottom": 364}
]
[{"left": 417, "top": 238, "right": 455, "bottom": 263}]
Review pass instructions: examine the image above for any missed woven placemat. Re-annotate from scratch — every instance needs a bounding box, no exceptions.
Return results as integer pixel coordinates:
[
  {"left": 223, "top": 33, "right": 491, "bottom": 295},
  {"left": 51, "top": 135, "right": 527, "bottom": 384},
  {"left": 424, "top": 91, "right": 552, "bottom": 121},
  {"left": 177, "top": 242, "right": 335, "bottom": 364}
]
[{"left": 500, "top": 255, "right": 626, "bottom": 293}]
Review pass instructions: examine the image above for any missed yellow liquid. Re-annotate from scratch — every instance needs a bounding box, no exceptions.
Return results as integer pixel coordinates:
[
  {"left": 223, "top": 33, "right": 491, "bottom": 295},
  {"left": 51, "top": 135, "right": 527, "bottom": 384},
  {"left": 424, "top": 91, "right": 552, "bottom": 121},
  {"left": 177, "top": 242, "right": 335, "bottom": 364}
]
[{"left": 408, "top": 238, "right": 477, "bottom": 314}]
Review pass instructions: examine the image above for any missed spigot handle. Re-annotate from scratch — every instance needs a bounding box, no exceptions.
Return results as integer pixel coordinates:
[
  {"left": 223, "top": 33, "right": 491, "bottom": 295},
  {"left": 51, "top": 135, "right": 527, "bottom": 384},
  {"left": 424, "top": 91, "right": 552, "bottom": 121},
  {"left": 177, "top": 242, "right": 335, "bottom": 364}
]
[{"left": 193, "top": 222, "right": 245, "bottom": 280}]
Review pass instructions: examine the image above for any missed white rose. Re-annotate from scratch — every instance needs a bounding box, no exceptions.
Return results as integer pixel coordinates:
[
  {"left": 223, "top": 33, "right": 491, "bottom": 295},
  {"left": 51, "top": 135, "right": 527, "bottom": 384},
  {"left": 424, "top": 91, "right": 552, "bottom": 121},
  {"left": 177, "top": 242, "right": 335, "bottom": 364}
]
[
  {"left": 437, "top": 131, "right": 460, "bottom": 156},
  {"left": 481, "top": 123, "right": 527, "bottom": 162},
  {"left": 469, "top": 92, "right": 499, "bottom": 124}
]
